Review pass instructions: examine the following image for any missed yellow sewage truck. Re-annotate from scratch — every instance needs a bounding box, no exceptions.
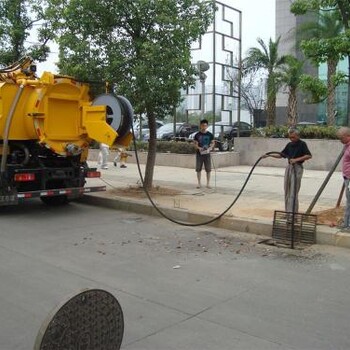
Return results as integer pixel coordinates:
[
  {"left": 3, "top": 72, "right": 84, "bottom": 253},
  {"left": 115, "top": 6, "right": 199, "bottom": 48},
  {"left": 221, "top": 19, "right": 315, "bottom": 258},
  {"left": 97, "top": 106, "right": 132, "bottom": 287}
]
[{"left": 0, "top": 57, "right": 133, "bottom": 206}]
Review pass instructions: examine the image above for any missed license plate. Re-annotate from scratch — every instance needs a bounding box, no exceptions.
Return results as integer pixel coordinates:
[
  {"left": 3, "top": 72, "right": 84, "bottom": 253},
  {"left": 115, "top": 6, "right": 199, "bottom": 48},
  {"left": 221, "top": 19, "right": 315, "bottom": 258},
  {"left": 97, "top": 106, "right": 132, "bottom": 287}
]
[{"left": 0, "top": 194, "right": 18, "bottom": 205}]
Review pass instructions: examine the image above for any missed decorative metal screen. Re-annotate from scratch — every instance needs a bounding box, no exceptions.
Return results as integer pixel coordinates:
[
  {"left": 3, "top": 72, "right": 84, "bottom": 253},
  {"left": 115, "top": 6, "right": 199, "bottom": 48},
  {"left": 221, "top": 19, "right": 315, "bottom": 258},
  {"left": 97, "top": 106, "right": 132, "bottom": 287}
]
[{"left": 179, "top": 1, "right": 242, "bottom": 126}]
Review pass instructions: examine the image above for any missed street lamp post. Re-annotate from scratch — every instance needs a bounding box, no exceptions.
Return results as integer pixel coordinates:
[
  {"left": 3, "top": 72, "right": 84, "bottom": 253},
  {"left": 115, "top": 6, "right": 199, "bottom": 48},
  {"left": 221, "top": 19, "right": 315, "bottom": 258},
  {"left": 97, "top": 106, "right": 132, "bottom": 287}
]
[{"left": 197, "top": 60, "right": 210, "bottom": 119}]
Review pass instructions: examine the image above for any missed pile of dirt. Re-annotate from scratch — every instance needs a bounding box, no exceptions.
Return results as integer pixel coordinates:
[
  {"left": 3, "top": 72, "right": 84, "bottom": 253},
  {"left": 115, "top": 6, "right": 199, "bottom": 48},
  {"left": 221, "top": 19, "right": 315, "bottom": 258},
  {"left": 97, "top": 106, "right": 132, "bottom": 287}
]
[
  {"left": 314, "top": 206, "right": 344, "bottom": 227},
  {"left": 108, "top": 186, "right": 182, "bottom": 199}
]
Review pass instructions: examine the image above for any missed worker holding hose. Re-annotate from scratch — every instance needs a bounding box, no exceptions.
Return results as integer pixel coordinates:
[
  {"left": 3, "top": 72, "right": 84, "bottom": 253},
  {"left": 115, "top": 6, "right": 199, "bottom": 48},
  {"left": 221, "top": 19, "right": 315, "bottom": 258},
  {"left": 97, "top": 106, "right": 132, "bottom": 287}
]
[
  {"left": 337, "top": 127, "right": 350, "bottom": 230},
  {"left": 262, "top": 128, "right": 312, "bottom": 213}
]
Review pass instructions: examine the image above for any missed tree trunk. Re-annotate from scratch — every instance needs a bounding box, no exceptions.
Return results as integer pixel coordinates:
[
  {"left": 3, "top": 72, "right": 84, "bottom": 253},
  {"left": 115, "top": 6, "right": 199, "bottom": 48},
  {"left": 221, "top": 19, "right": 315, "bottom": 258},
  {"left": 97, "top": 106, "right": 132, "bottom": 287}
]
[
  {"left": 266, "top": 74, "right": 276, "bottom": 126},
  {"left": 337, "top": 2, "right": 350, "bottom": 125},
  {"left": 266, "top": 94, "right": 276, "bottom": 126},
  {"left": 143, "top": 112, "right": 157, "bottom": 190},
  {"left": 327, "top": 59, "right": 338, "bottom": 126},
  {"left": 287, "top": 87, "right": 298, "bottom": 127}
]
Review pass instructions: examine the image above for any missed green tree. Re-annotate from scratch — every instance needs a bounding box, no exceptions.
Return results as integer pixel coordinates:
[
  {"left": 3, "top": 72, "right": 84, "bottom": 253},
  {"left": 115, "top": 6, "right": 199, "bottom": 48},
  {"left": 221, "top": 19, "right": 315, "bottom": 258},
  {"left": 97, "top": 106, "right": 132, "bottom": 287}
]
[
  {"left": 297, "top": 10, "right": 345, "bottom": 125},
  {"left": 244, "top": 37, "right": 287, "bottom": 126},
  {"left": 291, "top": 0, "right": 350, "bottom": 125},
  {"left": 278, "top": 56, "right": 304, "bottom": 126},
  {"left": 0, "top": 0, "right": 51, "bottom": 65},
  {"left": 43, "top": 0, "right": 215, "bottom": 189},
  {"left": 225, "top": 62, "right": 266, "bottom": 125}
]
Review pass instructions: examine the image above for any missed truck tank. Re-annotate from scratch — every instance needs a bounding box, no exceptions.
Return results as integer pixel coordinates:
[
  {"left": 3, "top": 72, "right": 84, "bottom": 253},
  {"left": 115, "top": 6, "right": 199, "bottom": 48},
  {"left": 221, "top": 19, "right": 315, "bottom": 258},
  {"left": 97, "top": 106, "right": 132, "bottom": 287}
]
[{"left": 0, "top": 57, "right": 133, "bottom": 206}]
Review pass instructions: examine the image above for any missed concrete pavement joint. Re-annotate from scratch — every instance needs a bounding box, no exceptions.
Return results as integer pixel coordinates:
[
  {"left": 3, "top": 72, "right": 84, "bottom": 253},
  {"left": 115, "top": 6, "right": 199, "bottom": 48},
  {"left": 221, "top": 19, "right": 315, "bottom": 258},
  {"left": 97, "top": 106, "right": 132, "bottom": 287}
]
[
  {"left": 218, "top": 169, "right": 286, "bottom": 178},
  {"left": 122, "top": 313, "right": 206, "bottom": 348},
  {"left": 124, "top": 286, "right": 290, "bottom": 349},
  {"left": 195, "top": 314, "right": 291, "bottom": 349},
  {"left": 123, "top": 298, "right": 244, "bottom": 348}
]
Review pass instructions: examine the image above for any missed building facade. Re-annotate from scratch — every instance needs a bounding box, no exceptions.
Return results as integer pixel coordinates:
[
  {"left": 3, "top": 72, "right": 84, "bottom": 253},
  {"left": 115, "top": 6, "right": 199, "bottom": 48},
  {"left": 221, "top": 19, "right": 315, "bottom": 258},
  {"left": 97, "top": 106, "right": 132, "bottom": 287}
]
[{"left": 275, "top": 0, "right": 318, "bottom": 124}]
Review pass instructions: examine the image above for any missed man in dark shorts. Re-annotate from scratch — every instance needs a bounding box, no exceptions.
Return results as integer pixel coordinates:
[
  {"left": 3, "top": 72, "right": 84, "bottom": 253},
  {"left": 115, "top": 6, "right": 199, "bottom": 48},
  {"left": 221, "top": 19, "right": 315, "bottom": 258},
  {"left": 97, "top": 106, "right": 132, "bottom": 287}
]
[
  {"left": 193, "top": 119, "right": 215, "bottom": 188},
  {"left": 262, "top": 128, "right": 312, "bottom": 213}
]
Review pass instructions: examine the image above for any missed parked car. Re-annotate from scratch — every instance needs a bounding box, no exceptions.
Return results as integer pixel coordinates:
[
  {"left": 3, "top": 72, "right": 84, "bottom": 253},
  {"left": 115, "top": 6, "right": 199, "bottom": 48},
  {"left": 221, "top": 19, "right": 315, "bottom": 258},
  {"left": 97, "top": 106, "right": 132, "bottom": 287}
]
[
  {"left": 133, "top": 120, "right": 164, "bottom": 140},
  {"left": 144, "top": 123, "right": 199, "bottom": 141},
  {"left": 188, "top": 121, "right": 252, "bottom": 151}
]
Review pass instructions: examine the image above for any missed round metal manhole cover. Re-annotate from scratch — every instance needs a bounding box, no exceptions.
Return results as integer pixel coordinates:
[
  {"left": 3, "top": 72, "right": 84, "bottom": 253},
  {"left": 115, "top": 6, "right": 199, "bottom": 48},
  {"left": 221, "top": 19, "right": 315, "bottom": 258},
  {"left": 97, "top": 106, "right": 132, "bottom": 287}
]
[{"left": 34, "top": 289, "right": 124, "bottom": 350}]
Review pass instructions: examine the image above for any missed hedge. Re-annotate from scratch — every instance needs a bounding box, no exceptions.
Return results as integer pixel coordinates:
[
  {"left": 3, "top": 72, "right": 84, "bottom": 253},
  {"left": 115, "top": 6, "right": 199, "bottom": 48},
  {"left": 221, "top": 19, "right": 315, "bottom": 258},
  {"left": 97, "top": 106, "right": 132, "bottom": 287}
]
[
  {"left": 128, "top": 140, "right": 196, "bottom": 154},
  {"left": 251, "top": 125, "right": 339, "bottom": 140},
  {"left": 91, "top": 125, "right": 340, "bottom": 154}
]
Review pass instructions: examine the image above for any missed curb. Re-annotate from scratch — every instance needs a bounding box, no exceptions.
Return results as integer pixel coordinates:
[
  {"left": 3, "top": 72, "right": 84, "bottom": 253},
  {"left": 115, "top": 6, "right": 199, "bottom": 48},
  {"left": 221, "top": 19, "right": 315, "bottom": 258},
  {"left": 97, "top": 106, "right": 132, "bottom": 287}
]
[
  {"left": 79, "top": 194, "right": 350, "bottom": 250},
  {"left": 79, "top": 194, "right": 273, "bottom": 236}
]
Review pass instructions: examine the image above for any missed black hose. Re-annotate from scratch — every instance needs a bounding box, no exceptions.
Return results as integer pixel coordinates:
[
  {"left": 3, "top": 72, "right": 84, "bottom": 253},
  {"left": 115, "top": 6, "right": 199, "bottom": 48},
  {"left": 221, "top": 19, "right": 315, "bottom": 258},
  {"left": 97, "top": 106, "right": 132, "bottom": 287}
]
[
  {"left": 1, "top": 85, "right": 25, "bottom": 175},
  {"left": 0, "top": 57, "right": 31, "bottom": 73},
  {"left": 53, "top": 75, "right": 107, "bottom": 86},
  {"left": 131, "top": 125, "right": 282, "bottom": 227}
]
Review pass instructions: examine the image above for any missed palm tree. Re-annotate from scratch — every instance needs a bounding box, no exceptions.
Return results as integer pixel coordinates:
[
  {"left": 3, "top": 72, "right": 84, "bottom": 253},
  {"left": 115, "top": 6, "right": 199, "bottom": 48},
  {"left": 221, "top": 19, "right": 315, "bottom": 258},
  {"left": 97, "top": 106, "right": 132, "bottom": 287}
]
[
  {"left": 298, "top": 11, "right": 344, "bottom": 125},
  {"left": 244, "top": 37, "right": 287, "bottom": 126},
  {"left": 278, "top": 55, "right": 304, "bottom": 126}
]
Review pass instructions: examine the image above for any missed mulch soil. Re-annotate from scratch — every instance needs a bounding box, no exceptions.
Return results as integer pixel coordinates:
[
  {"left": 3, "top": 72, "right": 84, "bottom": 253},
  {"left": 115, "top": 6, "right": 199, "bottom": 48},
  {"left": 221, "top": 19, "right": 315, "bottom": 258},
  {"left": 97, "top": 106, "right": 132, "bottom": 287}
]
[{"left": 314, "top": 207, "right": 344, "bottom": 227}]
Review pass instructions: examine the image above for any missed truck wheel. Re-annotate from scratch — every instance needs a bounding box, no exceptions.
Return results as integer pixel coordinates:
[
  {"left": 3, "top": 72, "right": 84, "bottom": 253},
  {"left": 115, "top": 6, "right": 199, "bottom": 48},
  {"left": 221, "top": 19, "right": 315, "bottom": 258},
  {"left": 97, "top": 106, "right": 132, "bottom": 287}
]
[{"left": 40, "top": 195, "right": 69, "bottom": 206}]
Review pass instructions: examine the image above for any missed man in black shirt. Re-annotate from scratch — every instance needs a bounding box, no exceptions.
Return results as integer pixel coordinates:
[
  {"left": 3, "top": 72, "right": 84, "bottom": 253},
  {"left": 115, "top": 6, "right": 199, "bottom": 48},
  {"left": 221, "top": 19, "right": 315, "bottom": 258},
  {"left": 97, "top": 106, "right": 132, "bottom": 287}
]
[
  {"left": 263, "top": 129, "right": 312, "bottom": 213},
  {"left": 193, "top": 119, "right": 215, "bottom": 188}
]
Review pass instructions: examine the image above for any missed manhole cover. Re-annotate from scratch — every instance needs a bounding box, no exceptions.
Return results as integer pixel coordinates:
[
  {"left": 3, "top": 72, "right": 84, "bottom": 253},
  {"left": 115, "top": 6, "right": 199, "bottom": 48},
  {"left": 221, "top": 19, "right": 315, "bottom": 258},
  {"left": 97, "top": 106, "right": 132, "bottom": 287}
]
[{"left": 34, "top": 289, "right": 124, "bottom": 350}]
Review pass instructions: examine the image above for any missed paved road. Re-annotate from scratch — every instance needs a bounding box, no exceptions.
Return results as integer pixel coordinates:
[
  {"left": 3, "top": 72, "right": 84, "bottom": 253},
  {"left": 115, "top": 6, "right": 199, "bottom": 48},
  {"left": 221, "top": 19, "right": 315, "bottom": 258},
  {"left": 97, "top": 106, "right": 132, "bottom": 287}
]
[{"left": 0, "top": 201, "right": 350, "bottom": 349}]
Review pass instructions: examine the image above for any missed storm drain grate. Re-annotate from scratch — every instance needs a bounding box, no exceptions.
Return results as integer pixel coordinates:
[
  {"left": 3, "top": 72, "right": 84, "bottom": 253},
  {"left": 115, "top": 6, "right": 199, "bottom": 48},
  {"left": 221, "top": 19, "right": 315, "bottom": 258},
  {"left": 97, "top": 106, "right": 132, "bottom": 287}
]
[{"left": 272, "top": 210, "right": 317, "bottom": 248}]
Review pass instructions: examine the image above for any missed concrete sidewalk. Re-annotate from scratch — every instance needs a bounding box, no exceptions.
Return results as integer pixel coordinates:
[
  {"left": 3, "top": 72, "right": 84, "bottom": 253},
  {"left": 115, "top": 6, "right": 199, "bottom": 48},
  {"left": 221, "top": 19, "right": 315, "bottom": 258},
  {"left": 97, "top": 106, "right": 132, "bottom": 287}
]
[{"left": 82, "top": 161, "right": 350, "bottom": 249}]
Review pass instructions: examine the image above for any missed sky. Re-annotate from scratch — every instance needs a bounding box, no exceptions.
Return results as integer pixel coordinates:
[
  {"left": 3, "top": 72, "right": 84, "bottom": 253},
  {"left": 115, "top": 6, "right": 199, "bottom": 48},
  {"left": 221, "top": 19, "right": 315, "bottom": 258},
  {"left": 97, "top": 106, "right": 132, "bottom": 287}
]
[
  {"left": 232, "top": 0, "right": 276, "bottom": 55},
  {"left": 36, "top": 0, "right": 276, "bottom": 75}
]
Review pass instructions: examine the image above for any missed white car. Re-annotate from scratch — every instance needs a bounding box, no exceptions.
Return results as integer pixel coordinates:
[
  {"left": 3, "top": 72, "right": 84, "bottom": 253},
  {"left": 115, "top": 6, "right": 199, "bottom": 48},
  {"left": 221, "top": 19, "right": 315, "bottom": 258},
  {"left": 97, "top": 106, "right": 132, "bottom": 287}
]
[{"left": 133, "top": 120, "right": 164, "bottom": 140}]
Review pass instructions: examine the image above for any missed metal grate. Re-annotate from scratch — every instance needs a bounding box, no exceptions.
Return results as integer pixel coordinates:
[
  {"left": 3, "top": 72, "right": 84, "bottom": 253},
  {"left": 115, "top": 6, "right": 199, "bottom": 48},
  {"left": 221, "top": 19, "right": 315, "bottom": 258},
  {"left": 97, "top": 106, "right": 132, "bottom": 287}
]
[{"left": 272, "top": 210, "right": 317, "bottom": 247}]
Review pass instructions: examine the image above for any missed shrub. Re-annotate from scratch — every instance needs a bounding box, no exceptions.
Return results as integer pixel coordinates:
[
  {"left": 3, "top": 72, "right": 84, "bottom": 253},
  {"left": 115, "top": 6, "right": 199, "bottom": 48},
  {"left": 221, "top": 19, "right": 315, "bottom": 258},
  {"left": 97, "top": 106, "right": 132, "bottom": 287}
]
[
  {"left": 296, "top": 125, "right": 338, "bottom": 139},
  {"left": 252, "top": 125, "right": 339, "bottom": 140},
  {"left": 128, "top": 140, "right": 196, "bottom": 154}
]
